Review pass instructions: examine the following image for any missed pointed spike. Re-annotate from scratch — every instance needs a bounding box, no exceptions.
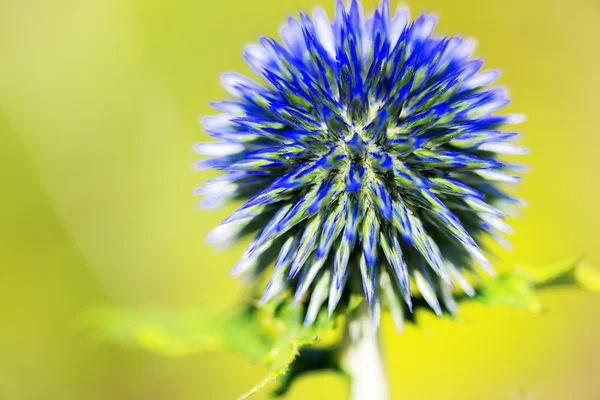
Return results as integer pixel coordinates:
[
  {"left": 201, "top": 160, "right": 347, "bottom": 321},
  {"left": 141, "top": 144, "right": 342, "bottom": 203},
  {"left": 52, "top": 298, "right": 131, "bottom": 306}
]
[
  {"left": 464, "top": 196, "right": 506, "bottom": 218},
  {"left": 333, "top": 198, "right": 361, "bottom": 287},
  {"left": 413, "top": 149, "right": 503, "bottom": 170},
  {"left": 379, "top": 228, "right": 412, "bottom": 304},
  {"left": 361, "top": 209, "right": 380, "bottom": 268},
  {"left": 242, "top": 203, "right": 293, "bottom": 257},
  {"left": 359, "top": 253, "right": 376, "bottom": 305},
  {"left": 273, "top": 234, "right": 300, "bottom": 273},
  {"left": 328, "top": 264, "right": 349, "bottom": 318},
  {"left": 368, "top": 178, "right": 393, "bottom": 220},
  {"left": 206, "top": 217, "right": 250, "bottom": 249},
  {"left": 295, "top": 203, "right": 345, "bottom": 304},
  {"left": 480, "top": 213, "right": 514, "bottom": 235},
  {"left": 289, "top": 212, "right": 324, "bottom": 278},
  {"left": 313, "top": 8, "right": 336, "bottom": 59},
  {"left": 414, "top": 263, "right": 442, "bottom": 316},
  {"left": 316, "top": 201, "right": 346, "bottom": 259},
  {"left": 235, "top": 161, "right": 320, "bottom": 212},
  {"left": 365, "top": 109, "right": 389, "bottom": 142},
  {"left": 419, "top": 189, "right": 490, "bottom": 276},
  {"left": 307, "top": 177, "right": 344, "bottom": 214},
  {"left": 380, "top": 270, "right": 405, "bottom": 333},
  {"left": 346, "top": 133, "right": 367, "bottom": 158},
  {"left": 392, "top": 161, "right": 426, "bottom": 189},
  {"left": 255, "top": 232, "right": 297, "bottom": 298},
  {"left": 230, "top": 239, "right": 273, "bottom": 277},
  {"left": 427, "top": 176, "right": 483, "bottom": 199},
  {"left": 447, "top": 263, "right": 475, "bottom": 297},
  {"left": 248, "top": 183, "right": 325, "bottom": 256},
  {"left": 260, "top": 268, "right": 287, "bottom": 304},
  {"left": 391, "top": 197, "right": 414, "bottom": 245},
  {"left": 333, "top": 239, "right": 352, "bottom": 289},
  {"left": 462, "top": 69, "right": 500, "bottom": 90},
  {"left": 370, "top": 151, "right": 395, "bottom": 171},
  {"left": 219, "top": 202, "right": 267, "bottom": 227},
  {"left": 194, "top": 141, "right": 245, "bottom": 157},
  {"left": 475, "top": 168, "right": 522, "bottom": 183},
  {"left": 346, "top": 162, "right": 365, "bottom": 193},
  {"left": 369, "top": 294, "right": 382, "bottom": 329},
  {"left": 294, "top": 254, "right": 328, "bottom": 305},
  {"left": 305, "top": 270, "right": 331, "bottom": 325},
  {"left": 406, "top": 212, "right": 453, "bottom": 285},
  {"left": 439, "top": 282, "right": 458, "bottom": 314}
]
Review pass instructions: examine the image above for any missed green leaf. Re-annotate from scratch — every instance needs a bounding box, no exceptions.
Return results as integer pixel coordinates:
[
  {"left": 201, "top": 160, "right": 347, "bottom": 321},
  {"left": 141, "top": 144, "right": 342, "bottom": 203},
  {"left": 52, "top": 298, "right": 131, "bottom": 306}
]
[
  {"left": 473, "top": 260, "right": 600, "bottom": 312},
  {"left": 474, "top": 271, "right": 541, "bottom": 311},
  {"left": 522, "top": 260, "right": 600, "bottom": 291},
  {"left": 83, "top": 306, "right": 271, "bottom": 360},
  {"left": 84, "top": 298, "right": 340, "bottom": 400}
]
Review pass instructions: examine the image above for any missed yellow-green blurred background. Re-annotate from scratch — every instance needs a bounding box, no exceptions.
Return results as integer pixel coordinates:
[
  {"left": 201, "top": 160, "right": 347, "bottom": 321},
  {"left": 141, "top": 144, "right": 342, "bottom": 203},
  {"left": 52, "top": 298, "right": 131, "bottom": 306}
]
[{"left": 1, "top": 0, "right": 599, "bottom": 398}]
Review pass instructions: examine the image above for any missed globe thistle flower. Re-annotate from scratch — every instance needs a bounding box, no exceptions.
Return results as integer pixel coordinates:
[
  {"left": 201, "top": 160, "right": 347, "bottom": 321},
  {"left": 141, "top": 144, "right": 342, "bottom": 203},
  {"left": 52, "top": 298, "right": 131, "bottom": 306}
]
[{"left": 195, "top": 0, "right": 525, "bottom": 327}]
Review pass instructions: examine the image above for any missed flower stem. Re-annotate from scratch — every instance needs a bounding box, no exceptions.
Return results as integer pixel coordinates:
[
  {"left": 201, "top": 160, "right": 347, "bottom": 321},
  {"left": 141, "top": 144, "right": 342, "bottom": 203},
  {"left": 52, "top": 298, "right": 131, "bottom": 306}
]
[{"left": 343, "top": 304, "right": 389, "bottom": 400}]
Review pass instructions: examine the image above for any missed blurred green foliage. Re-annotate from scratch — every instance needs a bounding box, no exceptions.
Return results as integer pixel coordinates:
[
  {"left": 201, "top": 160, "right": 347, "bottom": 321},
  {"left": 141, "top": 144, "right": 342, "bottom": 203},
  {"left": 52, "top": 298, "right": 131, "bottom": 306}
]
[{"left": 86, "top": 261, "right": 599, "bottom": 398}]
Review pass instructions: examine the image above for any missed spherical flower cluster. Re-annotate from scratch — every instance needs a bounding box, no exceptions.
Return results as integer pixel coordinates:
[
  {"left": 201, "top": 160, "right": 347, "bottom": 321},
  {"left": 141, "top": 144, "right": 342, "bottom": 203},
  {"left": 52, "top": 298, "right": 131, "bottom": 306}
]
[{"left": 195, "top": 0, "right": 525, "bottom": 326}]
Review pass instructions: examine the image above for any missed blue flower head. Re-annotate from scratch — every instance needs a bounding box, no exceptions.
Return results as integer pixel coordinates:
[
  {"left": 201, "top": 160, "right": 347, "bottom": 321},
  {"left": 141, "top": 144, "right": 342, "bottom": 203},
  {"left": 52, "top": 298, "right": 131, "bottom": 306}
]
[{"left": 195, "top": 0, "right": 526, "bottom": 327}]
